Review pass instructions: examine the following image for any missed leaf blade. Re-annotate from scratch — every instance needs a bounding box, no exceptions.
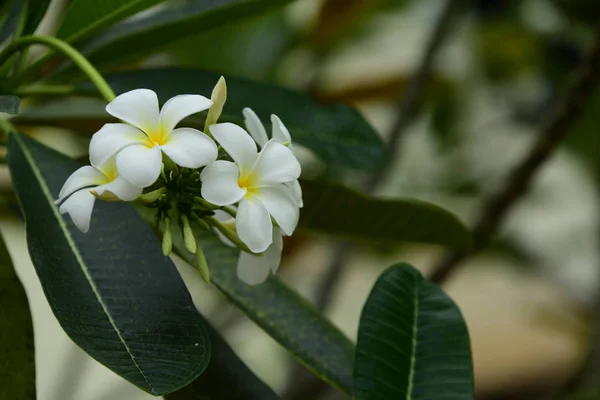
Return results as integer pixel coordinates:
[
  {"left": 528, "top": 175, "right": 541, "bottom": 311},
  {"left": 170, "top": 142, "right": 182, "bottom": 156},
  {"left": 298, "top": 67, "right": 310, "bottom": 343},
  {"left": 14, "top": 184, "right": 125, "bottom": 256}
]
[
  {"left": 173, "top": 230, "right": 355, "bottom": 395},
  {"left": 354, "top": 264, "right": 474, "bottom": 400},
  {"left": 166, "top": 321, "right": 279, "bottom": 400},
  {"left": 299, "top": 179, "right": 472, "bottom": 250},
  {"left": 81, "top": 0, "right": 295, "bottom": 67},
  {"left": 8, "top": 133, "right": 211, "bottom": 395},
  {"left": 0, "top": 226, "right": 35, "bottom": 400},
  {"left": 56, "top": 0, "right": 165, "bottom": 44}
]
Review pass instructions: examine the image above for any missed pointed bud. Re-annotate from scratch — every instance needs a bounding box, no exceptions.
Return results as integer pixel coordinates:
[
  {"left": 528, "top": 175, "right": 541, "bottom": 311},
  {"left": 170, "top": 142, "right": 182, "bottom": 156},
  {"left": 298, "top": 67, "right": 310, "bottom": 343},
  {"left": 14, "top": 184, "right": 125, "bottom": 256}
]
[
  {"left": 204, "top": 76, "right": 227, "bottom": 133},
  {"left": 181, "top": 215, "right": 197, "bottom": 254},
  {"left": 139, "top": 188, "right": 166, "bottom": 203},
  {"left": 195, "top": 244, "right": 210, "bottom": 283},
  {"left": 162, "top": 217, "right": 173, "bottom": 256},
  {"left": 191, "top": 214, "right": 210, "bottom": 230}
]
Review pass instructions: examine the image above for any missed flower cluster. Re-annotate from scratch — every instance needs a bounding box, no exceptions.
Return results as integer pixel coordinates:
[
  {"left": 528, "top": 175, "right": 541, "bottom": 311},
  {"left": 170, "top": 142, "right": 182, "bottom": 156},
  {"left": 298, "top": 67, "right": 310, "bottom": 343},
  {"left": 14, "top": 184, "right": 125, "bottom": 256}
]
[{"left": 54, "top": 78, "right": 302, "bottom": 285}]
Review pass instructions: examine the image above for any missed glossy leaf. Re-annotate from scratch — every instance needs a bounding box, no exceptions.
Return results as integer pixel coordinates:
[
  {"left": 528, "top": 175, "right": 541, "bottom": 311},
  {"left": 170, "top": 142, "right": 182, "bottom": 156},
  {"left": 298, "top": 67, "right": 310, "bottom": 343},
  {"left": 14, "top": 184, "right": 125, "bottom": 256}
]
[
  {"left": 8, "top": 133, "right": 211, "bottom": 396},
  {"left": 171, "top": 229, "right": 355, "bottom": 395},
  {"left": 0, "top": 95, "right": 20, "bottom": 114},
  {"left": 23, "top": 0, "right": 50, "bottom": 35},
  {"left": 166, "top": 322, "right": 279, "bottom": 400},
  {"left": 80, "top": 0, "right": 296, "bottom": 68},
  {"left": 299, "top": 179, "right": 472, "bottom": 250},
  {"left": 18, "top": 68, "right": 386, "bottom": 170},
  {"left": 0, "top": 228, "right": 35, "bottom": 399},
  {"left": 56, "top": 0, "right": 165, "bottom": 44},
  {"left": 354, "top": 264, "right": 474, "bottom": 400}
]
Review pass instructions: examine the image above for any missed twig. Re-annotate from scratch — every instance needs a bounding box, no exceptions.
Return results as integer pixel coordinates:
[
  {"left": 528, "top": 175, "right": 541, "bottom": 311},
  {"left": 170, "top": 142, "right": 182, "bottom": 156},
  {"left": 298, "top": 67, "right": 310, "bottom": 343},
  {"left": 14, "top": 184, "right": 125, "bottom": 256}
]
[
  {"left": 365, "top": 0, "right": 469, "bottom": 193},
  {"left": 430, "top": 27, "right": 600, "bottom": 284}
]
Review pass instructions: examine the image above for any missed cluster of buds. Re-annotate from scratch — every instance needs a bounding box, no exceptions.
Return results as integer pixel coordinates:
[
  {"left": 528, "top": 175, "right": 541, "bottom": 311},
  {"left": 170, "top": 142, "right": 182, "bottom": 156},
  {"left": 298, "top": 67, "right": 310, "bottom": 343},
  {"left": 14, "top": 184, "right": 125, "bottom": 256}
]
[{"left": 54, "top": 78, "right": 302, "bottom": 285}]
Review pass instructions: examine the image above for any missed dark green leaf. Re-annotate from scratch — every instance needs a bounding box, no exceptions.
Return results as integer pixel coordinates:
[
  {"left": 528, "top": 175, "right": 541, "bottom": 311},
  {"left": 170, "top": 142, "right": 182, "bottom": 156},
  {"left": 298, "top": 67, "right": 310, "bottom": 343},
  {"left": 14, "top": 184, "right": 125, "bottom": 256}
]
[
  {"left": 0, "top": 95, "right": 20, "bottom": 114},
  {"left": 0, "top": 227, "right": 35, "bottom": 399},
  {"left": 172, "top": 230, "right": 355, "bottom": 395},
  {"left": 299, "top": 179, "right": 472, "bottom": 250},
  {"left": 22, "top": 0, "right": 51, "bottom": 36},
  {"left": 56, "top": 0, "right": 166, "bottom": 44},
  {"left": 166, "top": 321, "right": 279, "bottom": 400},
  {"left": 8, "top": 133, "right": 211, "bottom": 396},
  {"left": 354, "top": 264, "right": 474, "bottom": 400},
  {"left": 80, "top": 0, "right": 295, "bottom": 68}
]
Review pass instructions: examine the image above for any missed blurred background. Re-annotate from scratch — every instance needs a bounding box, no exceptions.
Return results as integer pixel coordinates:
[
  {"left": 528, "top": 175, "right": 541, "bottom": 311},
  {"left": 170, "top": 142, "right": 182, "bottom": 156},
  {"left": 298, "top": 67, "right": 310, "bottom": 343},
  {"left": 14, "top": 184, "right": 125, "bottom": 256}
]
[{"left": 5, "top": 0, "right": 600, "bottom": 399}]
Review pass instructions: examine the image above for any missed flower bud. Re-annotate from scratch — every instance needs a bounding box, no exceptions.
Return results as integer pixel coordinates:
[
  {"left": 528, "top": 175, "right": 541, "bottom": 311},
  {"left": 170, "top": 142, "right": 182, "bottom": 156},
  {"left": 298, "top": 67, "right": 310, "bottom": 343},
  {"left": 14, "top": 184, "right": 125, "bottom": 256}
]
[
  {"left": 205, "top": 76, "right": 227, "bottom": 133},
  {"left": 162, "top": 217, "right": 173, "bottom": 256},
  {"left": 181, "top": 215, "right": 197, "bottom": 254},
  {"left": 195, "top": 244, "right": 210, "bottom": 283}
]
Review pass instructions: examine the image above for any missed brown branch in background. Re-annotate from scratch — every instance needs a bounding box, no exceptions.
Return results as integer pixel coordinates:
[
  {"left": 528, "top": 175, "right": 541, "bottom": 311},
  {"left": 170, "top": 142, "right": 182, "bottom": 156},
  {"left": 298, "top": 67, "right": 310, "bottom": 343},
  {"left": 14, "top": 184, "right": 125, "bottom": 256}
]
[
  {"left": 429, "top": 27, "right": 600, "bottom": 284},
  {"left": 365, "top": 0, "right": 470, "bottom": 193},
  {"left": 284, "top": 1, "right": 470, "bottom": 399}
]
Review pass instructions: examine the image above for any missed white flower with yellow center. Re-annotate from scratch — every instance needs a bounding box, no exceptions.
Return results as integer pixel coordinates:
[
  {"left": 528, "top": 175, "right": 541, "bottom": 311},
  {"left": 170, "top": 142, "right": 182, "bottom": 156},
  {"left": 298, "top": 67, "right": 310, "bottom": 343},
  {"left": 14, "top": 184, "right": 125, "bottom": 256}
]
[
  {"left": 54, "top": 157, "right": 142, "bottom": 233},
  {"left": 201, "top": 123, "right": 301, "bottom": 253},
  {"left": 89, "top": 89, "right": 218, "bottom": 188},
  {"left": 243, "top": 108, "right": 303, "bottom": 207}
]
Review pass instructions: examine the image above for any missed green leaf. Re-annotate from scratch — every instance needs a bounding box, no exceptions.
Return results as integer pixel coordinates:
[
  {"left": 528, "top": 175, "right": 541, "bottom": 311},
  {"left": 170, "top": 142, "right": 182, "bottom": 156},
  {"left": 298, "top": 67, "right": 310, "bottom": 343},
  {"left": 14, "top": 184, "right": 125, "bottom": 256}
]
[
  {"left": 22, "top": 0, "right": 50, "bottom": 35},
  {"left": 354, "top": 264, "right": 474, "bottom": 400},
  {"left": 18, "top": 68, "right": 386, "bottom": 170},
  {"left": 166, "top": 322, "right": 279, "bottom": 400},
  {"left": 0, "top": 95, "right": 20, "bottom": 114},
  {"left": 299, "top": 179, "right": 472, "bottom": 250},
  {"left": 0, "top": 227, "right": 35, "bottom": 399},
  {"left": 7, "top": 133, "right": 211, "bottom": 396},
  {"left": 56, "top": 0, "right": 166, "bottom": 44},
  {"left": 172, "top": 230, "right": 355, "bottom": 395},
  {"left": 79, "top": 0, "right": 296, "bottom": 68}
]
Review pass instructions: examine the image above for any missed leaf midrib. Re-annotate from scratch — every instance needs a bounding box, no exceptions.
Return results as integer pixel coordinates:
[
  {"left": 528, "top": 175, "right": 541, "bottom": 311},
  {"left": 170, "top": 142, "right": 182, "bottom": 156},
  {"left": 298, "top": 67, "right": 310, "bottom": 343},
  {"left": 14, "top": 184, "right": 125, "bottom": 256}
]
[
  {"left": 13, "top": 134, "right": 154, "bottom": 392},
  {"left": 406, "top": 281, "right": 419, "bottom": 400}
]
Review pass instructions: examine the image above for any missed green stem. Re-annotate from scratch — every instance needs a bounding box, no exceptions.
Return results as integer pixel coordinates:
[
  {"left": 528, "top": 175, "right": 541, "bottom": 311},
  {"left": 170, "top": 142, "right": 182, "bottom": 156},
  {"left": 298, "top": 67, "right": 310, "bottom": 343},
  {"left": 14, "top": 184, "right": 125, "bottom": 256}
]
[
  {"left": 13, "top": 84, "right": 78, "bottom": 97},
  {"left": 0, "top": 0, "right": 28, "bottom": 78},
  {"left": 0, "top": 36, "right": 116, "bottom": 102},
  {"left": 205, "top": 216, "right": 260, "bottom": 256}
]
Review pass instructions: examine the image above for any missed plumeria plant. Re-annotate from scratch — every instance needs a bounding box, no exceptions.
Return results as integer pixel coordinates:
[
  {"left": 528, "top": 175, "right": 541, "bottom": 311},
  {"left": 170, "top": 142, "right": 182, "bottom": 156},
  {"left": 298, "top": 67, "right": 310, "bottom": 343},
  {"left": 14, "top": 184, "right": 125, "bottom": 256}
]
[{"left": 0, "top": 1, "right": 479, "bottom": 400}]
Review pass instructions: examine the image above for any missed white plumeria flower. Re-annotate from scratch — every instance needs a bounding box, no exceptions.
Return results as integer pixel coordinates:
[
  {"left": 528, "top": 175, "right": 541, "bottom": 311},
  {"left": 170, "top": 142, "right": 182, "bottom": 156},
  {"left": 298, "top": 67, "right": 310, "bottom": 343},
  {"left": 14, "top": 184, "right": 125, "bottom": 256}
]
[
  {"left": 201, "top": 123, "right": 301, "bottom": 253},
  {"left": 89, "top": 89, "right": 218, "bottom": 188},
  {"left": 243, "top": 108, "right": 303, "bottom": 207},
  {"left": 54, "top": 157, "right": 142, "bottom": 233},
  {"left": 213, "top": 210, "right": 283, "bottom": 285}
]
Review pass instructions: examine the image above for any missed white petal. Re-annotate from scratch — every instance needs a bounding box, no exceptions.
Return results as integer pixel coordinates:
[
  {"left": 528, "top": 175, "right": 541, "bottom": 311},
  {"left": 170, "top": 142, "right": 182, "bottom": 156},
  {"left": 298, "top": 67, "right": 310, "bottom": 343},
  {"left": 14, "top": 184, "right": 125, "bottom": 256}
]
[
  {"left": 58, "top": 189, "right": 96, "bottom": 233},
  {"left": 236, "top": 227, "right": 283, "bottom": 285},
  {"left": 243, "top": 108, "right": 268, "bottom": 147},
  {"left": 93, "top": 177, "right": 143, "bottom": 201},
  {"left": 159, "top": 94, "right": 212, "bottom": 134},
  {"left": 160, "top": 128, "right": 217, "bottom": 168},
  {"left": 89, "top": 123, "right": 147, "bottom": 167},
  {"left": 115, "top": 144, "right": 162, "bottom": 188},
  {"left": 253, "top": 140, "right": 301, "bottom": 186},
  {"left": 105, "top": 89, "right": 160, "bottom": 133},
  {"left": 236, "top": 196, "right": 272, "bottom": 253},
  {"left": 271, "top": 114, "right": 292, "bottom": 150},
  {"left": 55, "top": 166, "right": 106, "bottom": 204},
  {"left": 290, "top": 179, "right": 303, "bottom": 208},
  {"left": 209, "top": 123, "right": 257, "bottom": 172},
  {"left": 256, "top": 185, "right": 299, "bottom": 236},
  {"left": 200, "top": 160, "right": 246, "bottom": 206}
]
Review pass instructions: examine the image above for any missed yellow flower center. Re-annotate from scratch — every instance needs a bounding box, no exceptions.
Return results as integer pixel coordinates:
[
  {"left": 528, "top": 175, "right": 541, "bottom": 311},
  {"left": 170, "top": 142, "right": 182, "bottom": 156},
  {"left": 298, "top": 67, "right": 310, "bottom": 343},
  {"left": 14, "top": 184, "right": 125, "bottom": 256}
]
[
  {"left": 144, "top": 128, "right": 169, "bottom": 147},
  {"left": 238, "top": 172, "right": 259, "bottom": 197}
]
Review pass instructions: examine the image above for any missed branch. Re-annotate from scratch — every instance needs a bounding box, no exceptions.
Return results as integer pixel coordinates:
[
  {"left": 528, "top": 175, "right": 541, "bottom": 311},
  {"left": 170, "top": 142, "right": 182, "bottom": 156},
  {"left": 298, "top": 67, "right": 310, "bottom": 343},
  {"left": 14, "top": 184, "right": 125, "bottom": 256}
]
[
  {"left": 365, "top": 0, "right": 469, "bottom": 192},
  {"left": 430, "top": 27, "right": 600, "bottom": 284}
]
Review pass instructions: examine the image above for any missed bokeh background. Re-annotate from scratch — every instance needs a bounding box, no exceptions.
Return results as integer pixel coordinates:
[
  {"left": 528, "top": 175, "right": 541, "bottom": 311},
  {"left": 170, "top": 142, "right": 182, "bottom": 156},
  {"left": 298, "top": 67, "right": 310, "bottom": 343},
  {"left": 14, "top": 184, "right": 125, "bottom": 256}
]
[{"left": 5, "top": 0, "right": 600, "bottom": 399}]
